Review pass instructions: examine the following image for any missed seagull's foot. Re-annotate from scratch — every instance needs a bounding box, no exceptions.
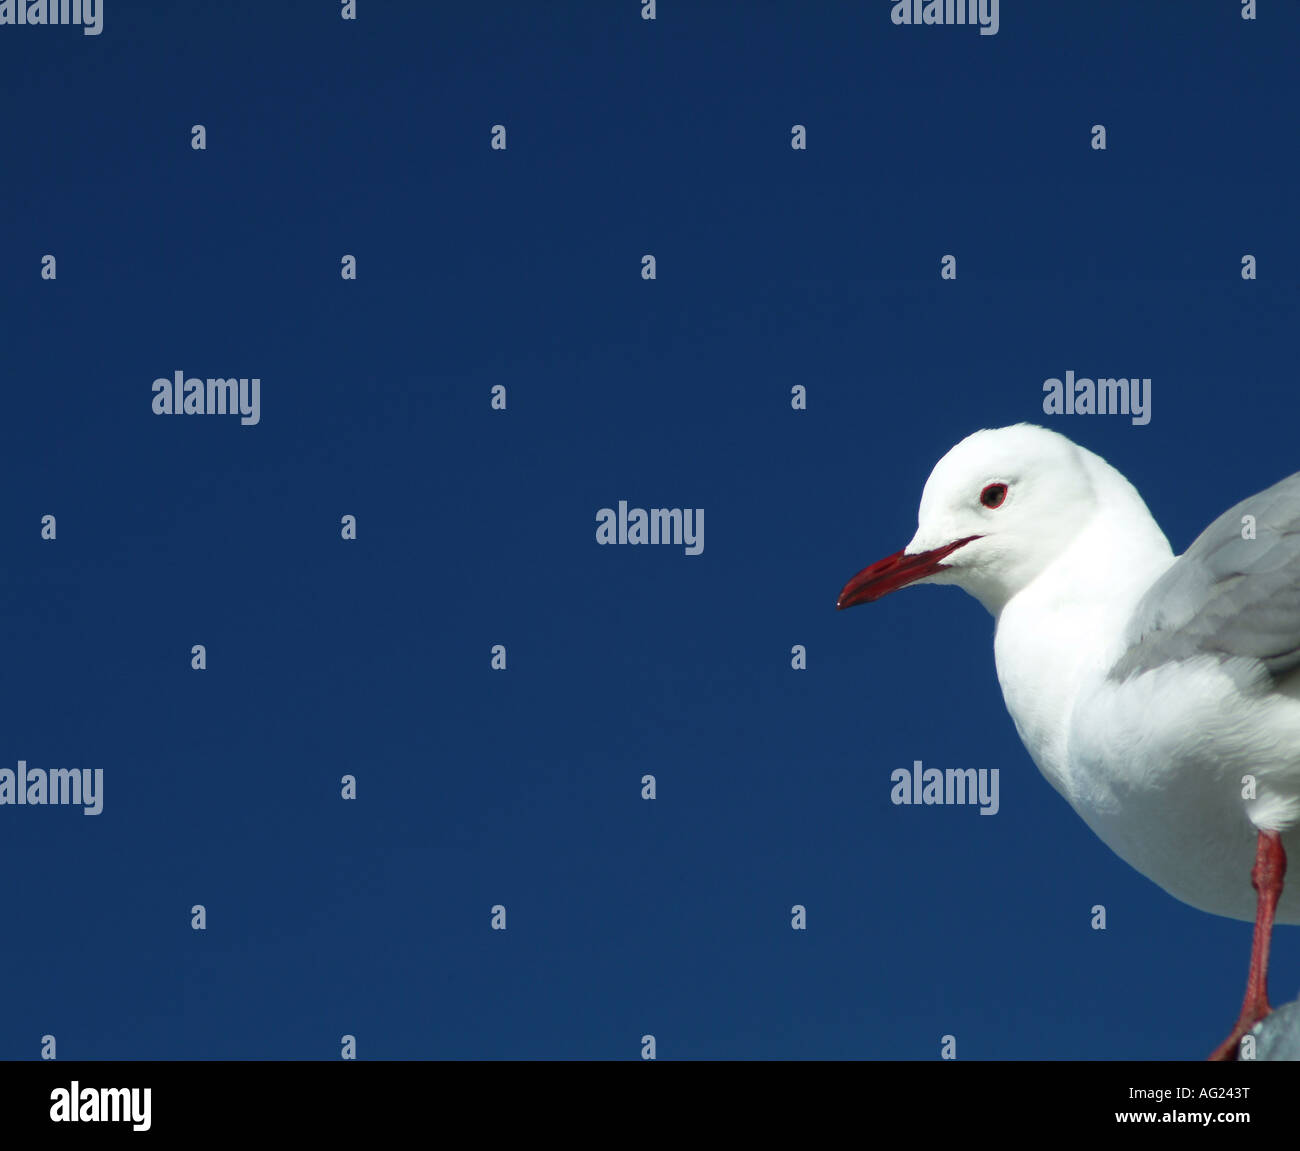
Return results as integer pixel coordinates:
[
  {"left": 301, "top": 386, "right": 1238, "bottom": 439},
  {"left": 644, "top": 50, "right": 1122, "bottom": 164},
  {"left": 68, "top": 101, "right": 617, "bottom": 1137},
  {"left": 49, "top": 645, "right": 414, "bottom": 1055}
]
[
  {"left": 1206, "top": 830, "right": 1287, "bottom": 1062},
  {"left": 1207, "top": 1001, "right": 1271, "bottom": 1061}
]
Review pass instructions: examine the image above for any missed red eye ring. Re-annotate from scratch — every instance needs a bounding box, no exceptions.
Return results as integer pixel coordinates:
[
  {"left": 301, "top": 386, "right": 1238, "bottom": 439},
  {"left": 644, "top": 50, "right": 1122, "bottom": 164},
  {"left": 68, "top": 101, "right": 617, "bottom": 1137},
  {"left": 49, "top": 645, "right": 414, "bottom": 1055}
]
[{"left": 980, "top": 483, "right": 1007, "bottom": 509}]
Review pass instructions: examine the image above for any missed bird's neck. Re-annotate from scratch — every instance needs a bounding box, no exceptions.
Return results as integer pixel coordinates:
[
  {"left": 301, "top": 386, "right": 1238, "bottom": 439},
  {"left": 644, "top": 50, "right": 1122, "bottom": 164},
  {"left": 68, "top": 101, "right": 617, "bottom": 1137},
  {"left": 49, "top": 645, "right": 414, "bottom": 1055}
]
[{"left": 991, "top": 506, "right": 1175, "bottom": 801}]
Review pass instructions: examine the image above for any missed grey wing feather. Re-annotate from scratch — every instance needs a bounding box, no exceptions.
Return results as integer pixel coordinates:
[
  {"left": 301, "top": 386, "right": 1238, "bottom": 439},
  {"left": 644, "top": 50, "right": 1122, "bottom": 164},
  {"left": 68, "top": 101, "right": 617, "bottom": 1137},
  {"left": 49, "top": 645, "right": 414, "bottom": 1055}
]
[{"left": 1111, "top": 471, "right": 1300, "bottom": 681}]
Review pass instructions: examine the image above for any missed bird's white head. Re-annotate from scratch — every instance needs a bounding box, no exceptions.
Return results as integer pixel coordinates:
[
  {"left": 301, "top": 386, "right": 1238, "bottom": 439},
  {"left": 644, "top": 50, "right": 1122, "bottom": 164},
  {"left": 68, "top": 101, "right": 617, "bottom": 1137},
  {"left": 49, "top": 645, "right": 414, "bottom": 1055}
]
[{"left": 838, "top": 424, "right": 1107, "bottom": 616}]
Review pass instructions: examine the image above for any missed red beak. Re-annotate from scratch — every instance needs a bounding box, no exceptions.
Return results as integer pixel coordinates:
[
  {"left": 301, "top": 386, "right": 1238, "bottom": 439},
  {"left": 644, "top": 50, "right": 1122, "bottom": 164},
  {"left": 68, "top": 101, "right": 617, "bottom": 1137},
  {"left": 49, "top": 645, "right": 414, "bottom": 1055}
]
[{"left": 837, "top": 535, "right": 980, "bottom": 610}]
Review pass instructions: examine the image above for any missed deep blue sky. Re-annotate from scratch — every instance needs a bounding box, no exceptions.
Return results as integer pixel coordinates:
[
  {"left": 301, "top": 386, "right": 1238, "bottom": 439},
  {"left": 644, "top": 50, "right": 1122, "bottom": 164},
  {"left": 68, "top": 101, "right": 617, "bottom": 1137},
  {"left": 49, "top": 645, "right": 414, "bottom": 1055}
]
[{"left": 0, "top": 1, "right": 1297, "bottom": 1060}]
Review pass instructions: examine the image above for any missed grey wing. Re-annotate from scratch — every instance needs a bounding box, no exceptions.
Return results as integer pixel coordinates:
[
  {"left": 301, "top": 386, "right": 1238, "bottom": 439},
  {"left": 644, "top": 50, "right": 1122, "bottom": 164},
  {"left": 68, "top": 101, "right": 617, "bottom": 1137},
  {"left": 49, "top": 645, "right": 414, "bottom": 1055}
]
[{"left": 1110, "top": 471, "right": 1300, "bottom": 682}]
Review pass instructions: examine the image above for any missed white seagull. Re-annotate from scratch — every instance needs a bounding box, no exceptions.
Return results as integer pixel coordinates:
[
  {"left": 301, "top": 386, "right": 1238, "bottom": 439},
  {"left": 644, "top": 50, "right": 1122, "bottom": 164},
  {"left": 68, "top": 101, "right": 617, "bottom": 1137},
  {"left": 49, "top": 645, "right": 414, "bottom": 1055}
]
[{"left": 837, "top": 424, "right": 1300, "bottom": 1060}]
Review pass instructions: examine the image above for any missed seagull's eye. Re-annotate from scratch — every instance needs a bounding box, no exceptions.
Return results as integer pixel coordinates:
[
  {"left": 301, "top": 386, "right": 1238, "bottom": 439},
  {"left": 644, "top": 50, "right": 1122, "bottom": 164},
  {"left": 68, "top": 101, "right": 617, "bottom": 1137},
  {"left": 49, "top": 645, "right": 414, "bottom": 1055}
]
[{"left": 980, "top": 483, "right": 1007, "bottom": 509}]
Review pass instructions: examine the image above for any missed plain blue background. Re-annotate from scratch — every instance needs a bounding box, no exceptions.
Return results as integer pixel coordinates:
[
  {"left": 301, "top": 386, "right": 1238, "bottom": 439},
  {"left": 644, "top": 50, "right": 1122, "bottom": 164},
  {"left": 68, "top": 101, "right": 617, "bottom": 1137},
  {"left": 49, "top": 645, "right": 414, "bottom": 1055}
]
[{"left": 0, "top": 1, "right": 1297, "bottom": 1059}]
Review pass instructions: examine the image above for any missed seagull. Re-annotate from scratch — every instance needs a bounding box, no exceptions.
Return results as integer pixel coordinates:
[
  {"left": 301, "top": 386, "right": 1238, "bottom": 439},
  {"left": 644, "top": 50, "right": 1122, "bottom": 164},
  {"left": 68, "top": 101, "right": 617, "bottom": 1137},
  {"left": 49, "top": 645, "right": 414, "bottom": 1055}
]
[{"left": 836, "top": 424, "right": 1300, "bottom": 1060}]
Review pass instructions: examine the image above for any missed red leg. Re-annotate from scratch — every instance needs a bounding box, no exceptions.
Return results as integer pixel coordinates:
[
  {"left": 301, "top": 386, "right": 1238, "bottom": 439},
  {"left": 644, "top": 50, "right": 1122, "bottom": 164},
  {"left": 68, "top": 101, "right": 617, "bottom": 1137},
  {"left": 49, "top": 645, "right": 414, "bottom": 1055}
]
[{"left": 1208, "top": 830, "right": 1287, "bottom": 1061}]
